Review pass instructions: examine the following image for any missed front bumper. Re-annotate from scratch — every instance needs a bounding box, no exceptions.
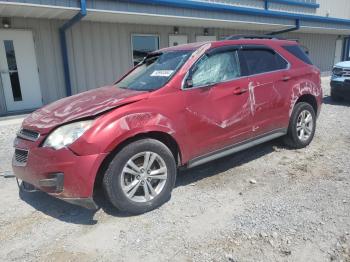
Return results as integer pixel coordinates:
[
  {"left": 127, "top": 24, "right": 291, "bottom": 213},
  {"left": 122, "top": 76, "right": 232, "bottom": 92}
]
[
  {"left": 12, "top": 137, "right": 107, "bottom": 209},
  {"left": 330, "top": 79, "right": 350, "bottom": 98}
]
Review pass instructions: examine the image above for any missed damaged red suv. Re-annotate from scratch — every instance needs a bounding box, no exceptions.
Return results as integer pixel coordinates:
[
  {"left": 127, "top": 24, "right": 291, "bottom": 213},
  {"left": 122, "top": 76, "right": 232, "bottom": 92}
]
[{"left": 13, "top": 36, "right": 322, "bottom": 214}]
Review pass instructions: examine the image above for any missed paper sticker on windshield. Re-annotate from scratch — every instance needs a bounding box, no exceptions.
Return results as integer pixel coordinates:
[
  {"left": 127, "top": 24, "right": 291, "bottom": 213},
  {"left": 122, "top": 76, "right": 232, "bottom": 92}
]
[{"left": 150, "top": 70, "right": 174, "bottom": 77}]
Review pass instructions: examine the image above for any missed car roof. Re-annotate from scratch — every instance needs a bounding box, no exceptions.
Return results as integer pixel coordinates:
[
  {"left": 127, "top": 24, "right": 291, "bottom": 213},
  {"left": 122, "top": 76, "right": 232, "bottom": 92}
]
[{"left": 157, "top": 38, "right": 298, "bottom": 53}]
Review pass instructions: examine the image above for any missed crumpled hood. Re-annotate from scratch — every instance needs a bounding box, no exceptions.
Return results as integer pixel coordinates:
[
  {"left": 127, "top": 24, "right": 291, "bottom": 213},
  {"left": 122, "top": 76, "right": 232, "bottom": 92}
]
[{"left": 22, "top": 86, "right": 148, "bottom": 134}]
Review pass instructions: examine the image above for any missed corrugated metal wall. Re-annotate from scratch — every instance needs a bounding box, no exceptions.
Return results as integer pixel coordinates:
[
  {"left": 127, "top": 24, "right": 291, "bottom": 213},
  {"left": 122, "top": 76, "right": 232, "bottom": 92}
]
[
  {"left": 285, "top": 31, "right": 338, "bottom": 72},
  {"left": 190, "top": 0, "right": 264, "bottom": 9},
  {"left": 316, "top": 0, "right": 350, "bottom": 20},
  {"left": 88, "top": 0, "right": 295, "bottom": 27},
  {"left": 1, "top": 0, "right": 80, "bottom": 8},
  {"left": 198, "top": 0, "right": 318, "bottom": 15},
  {"left": 67, "top": 22, "right": 257, "bottom": 93},
  {"left": 268, "top": 3, "right": 317, "bottom": 15},
  {"left": 0, "top": 17, "right": 338, "bottom": 115},
  {"left": 2, "top": 0, "right": 350, "bottom": 20},
  {"left": 66, "top": 21, "right": 338, "bottom": 94}
]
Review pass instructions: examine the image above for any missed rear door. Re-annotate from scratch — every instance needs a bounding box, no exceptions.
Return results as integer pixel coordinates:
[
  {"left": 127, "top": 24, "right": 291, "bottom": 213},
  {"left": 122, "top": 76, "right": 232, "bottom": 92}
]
[
  {"left": 183, "top": 47, "right": 253, "bottom": 158},
  {"left": 238, "top": 46, "right": 290, "bottom": 135}
]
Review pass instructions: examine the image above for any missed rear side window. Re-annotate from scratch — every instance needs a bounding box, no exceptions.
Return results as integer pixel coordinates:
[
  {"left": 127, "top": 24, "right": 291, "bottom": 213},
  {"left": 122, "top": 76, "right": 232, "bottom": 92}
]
[
  {"left": 240, "top": 49, "right": 288, "bottom": 75},
  {"left": 282, "top": 45, "right": 313, "bottom": 65}
]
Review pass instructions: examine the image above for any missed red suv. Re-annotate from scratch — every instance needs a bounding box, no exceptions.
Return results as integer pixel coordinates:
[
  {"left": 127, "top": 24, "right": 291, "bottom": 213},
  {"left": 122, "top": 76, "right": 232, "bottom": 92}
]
[{"left": 13, "top": 36, "right": 322, "bottom": 214}]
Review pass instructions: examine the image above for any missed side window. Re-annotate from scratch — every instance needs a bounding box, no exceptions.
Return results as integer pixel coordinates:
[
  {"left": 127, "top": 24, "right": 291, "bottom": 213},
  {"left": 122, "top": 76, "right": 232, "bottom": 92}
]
[
  {"left": 190, "top": 51, "right": 241, "bottom": 88},
  {"left": 240, "top": 49, "right": 288, "bottom": 76},
  {"left": 282, "top": 45, "right": 313, "bottom": 65}
]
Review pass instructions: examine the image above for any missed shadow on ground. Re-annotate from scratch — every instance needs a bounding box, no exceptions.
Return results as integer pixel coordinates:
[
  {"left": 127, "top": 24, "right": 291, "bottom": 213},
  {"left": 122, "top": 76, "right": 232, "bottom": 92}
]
[
  {"left": 323, "top": 95, "right": 350, "bottom": 106},
  {"left": 19, "top": 138, "right": 283, "bottom": 224},
  {"left": 19, "top": 190, "right": 99, "bottom": 225}
]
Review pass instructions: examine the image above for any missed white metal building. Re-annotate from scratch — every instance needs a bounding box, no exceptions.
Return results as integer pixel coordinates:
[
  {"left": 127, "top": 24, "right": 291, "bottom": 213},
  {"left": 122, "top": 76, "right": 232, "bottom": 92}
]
[{"left": 0, "top": 0, "right": 349, "bottom": 115}]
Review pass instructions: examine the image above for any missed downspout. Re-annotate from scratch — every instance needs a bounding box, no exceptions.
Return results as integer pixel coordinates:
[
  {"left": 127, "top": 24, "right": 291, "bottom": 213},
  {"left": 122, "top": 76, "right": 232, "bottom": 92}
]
[
  {"left": 342, "top": 37, "right": 350, "bottom": 61},
  {"left": 59, "top": 0, "right": 87, "bottom": 97},
  {"left": 269, "top": 19, "right": 300, "bottom": 35},
  {"left": 264, "top": 0, "right": 269, "bottom": 10}
]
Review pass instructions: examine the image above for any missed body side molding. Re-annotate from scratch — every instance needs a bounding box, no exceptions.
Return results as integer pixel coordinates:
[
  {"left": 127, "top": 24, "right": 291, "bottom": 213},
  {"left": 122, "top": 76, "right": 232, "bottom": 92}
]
[{"left": 187, "top": 128, "right": 287, "bottom": 168}]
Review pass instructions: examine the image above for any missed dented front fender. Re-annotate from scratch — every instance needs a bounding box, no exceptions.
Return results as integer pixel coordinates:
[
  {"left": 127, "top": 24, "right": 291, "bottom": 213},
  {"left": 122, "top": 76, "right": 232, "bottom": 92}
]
[{"left": 69, "top": 109, "right": 185, "bottom": 159}]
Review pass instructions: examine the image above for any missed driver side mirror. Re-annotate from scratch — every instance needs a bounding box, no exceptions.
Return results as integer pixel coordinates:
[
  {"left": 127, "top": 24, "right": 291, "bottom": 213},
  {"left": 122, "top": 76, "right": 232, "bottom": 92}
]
[{"left": 185, "top": 78, "right": 194, "bottom": 89}]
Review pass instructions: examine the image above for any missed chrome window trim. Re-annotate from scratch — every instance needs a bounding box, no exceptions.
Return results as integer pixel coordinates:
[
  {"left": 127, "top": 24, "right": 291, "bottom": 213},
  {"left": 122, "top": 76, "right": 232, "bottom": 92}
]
[{"left": 181, "top": 44, "right": 291, "bottom": 91}]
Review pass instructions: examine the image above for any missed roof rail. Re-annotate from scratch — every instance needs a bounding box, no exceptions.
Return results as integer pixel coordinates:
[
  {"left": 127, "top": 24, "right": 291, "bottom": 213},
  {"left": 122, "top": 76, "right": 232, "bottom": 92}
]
[{"left": 225, "top": 34, "right": 286, "bottom": 40}]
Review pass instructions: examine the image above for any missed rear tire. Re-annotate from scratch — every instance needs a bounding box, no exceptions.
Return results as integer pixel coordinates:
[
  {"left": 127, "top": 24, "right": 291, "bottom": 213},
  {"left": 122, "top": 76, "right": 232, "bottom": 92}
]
[
  {"left": 283, "top": 102, "right": 316, "bottom": 149},
  {"left": 103, "top": 139, "right": 177, "bottom": 214}
]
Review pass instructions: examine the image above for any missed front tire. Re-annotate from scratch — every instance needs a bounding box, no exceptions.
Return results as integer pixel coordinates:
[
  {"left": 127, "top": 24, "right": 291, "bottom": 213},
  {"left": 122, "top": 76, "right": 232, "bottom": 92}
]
[
  {"left": 283, "top": 102, "right": 316, "bottom": 149},
  {"left": 103, "top": 139, "right": 177, "bottom": 214}
]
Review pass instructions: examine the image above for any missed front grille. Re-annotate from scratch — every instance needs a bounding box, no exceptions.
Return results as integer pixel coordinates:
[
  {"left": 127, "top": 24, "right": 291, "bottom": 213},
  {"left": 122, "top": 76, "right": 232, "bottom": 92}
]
[
  {"left": 335, "top": 68, "right": 350, "bottom": 77},
  {"left": 17, "top": 129, "right": 40, "bottom": 141},
  {"left": 343, "top": 69, "right": 350, "bottom": 77},
  {"left": 14, "top": 149, "right": 29, "bottom": 166}
]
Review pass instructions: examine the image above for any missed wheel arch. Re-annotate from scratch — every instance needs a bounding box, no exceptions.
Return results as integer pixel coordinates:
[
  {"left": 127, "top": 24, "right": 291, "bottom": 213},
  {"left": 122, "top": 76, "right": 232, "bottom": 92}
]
[
  {"left": 93, "top": 131, "right": 182, "bottom": 190},
  {"left": 294, "top": 94, "right": 318, "bottom": 115},
  {"left": 289, "top": 80, "right": 322, "bottom": 118}
]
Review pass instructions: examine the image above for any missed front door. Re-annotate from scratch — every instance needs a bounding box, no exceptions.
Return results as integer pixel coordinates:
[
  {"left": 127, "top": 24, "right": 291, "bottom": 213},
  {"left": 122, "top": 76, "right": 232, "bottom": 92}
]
[
  {"left": 184, "top": 49, "right": 253, "bottom": 158},
  {"left": 0, "top": 30, "right": 42, "bottom": 112}
]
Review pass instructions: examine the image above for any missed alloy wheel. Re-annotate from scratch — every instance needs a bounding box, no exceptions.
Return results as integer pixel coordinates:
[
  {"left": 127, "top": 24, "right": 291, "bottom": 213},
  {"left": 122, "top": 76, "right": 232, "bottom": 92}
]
[
  {"left": 296, "top": 109, "right": 313, "bottom": 141},
  {"left": 120, "top": 151, "right": 168, "bottom": 203}
]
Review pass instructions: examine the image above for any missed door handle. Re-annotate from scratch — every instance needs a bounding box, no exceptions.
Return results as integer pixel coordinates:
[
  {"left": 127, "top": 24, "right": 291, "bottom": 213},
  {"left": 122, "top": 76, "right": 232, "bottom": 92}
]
[
  {"left": 282, "top": 76, "right": 291, "bottom": 81},
  {"left": 233, "top": 87, "right": 248, "bottom": 95}
]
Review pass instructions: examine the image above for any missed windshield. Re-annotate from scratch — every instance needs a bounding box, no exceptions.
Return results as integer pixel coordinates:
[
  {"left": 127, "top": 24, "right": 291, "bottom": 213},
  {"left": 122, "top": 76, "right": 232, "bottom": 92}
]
[{"left": 115, "top": 51, "right": 192, "bottom": 91}]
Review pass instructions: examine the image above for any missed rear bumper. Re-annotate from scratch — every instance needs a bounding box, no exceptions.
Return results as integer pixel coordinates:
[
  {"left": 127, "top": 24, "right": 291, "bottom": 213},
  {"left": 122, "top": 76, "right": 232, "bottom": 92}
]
[
  {"left": 330, "top": 80, "right": 350, "bottom": 98},
  {"left": 12, "top": 137, "right": 107, "bottom": 208}
]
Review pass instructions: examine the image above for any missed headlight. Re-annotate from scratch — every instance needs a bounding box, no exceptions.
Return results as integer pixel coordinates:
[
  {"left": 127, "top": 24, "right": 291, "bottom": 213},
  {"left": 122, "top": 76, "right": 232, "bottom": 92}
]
[
  {"left": 332, "top": 67, "right": 343, "bottom": 76},
  {"left": 43, "top": 120, "right": 93, "bottom": 150}
]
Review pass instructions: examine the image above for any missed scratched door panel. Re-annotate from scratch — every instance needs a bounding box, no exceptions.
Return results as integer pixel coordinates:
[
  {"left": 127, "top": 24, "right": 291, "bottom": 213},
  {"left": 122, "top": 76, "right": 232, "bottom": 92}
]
[
  {"left": 247, "top": 71, "right": 289, "bottom": 135},
  {"left": 184, "top": 77, "right": 253, "bottom": 158},
  {"left": 238, "top": 47, "right": 291, "bottom": 136}
]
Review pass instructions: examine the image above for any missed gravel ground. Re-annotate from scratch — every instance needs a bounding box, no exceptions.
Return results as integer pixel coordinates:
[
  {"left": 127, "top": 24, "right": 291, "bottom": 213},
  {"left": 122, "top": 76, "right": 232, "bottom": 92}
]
[{"left": 0, "top": 78, "right": 349, "bottom": 262}]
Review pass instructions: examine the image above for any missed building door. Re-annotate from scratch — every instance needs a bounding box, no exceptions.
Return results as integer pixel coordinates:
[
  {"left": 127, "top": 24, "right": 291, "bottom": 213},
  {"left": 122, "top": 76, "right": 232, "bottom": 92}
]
[
  {"left": 0, "top": 30, "right": 42, "bottom": 112},
  {"left": 334, "top": 39, "right": 343, "bottom": 65},
  {"left": 169, "top": 35, "right": 188, "bottom": 47}
]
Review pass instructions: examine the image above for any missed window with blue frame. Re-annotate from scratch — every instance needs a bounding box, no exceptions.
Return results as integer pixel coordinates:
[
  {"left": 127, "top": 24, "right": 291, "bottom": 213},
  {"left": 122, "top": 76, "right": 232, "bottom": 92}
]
[{"left": 131, "top": 34, "right": 160, "bottom": 66}]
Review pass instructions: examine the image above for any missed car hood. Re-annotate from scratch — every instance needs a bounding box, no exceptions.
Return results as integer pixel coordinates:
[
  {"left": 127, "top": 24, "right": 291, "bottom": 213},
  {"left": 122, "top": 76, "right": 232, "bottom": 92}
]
[
  {"left": 335, "top": 60, "right": 350, "bottom": 68},
  {"left": 22, "top": 86, "right": 148, "bottom": 134}
]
